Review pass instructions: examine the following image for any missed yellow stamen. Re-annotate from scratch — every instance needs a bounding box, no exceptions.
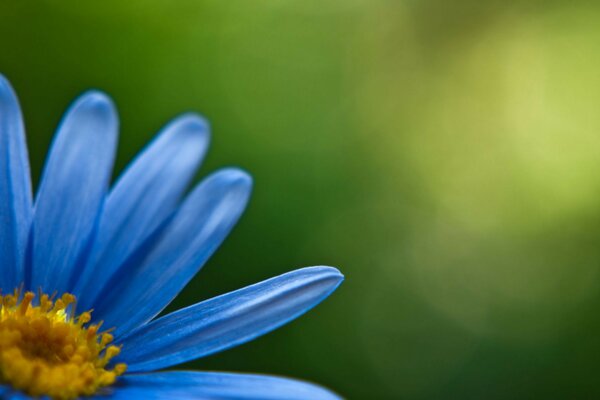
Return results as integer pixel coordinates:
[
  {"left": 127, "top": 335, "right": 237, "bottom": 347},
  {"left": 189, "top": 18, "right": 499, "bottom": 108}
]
[{"left": 0, "top": 290, "right": 126, "bottom": 399}]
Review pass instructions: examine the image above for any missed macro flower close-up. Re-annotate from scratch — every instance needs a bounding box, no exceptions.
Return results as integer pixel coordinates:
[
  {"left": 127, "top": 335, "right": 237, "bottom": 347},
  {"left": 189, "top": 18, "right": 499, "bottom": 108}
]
[
  {"left": 0, "top": 75, "right": 343, "bottom": 399},
  {"left": 6, "top": 1, "right": 600, "bottom": 398}
]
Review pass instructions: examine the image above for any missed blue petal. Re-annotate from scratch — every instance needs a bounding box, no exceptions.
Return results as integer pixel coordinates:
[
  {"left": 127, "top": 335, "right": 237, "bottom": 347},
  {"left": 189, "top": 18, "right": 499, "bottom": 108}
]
[
  {"left": 0, "top": 75, "right": 32, "bottom": 292},
  {"left": 98, "top": 371, "right": 341, "bottom": 400},
  {"left": 0, "top": 385, "right": 33, "bottom": 399},
  {"left": 73, "top": 114, "right": 209, "bottom": 308},
  {"left": 116, "top": 266, "right": 343, "bottom": 372},
  {"left": 92, "top": 168, "right": 252, "bottom": 336},
  {"left": 27, "top": 91, "right": 118, "bottom": 294},
  {"left": 2, "top": 394, "right": 32, "bottom": 400}
]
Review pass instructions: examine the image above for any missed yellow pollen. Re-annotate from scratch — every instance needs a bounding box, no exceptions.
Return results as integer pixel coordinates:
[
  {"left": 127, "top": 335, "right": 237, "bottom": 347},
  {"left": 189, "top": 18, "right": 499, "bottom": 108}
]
[{"left": 0, "top": 289, "right": 127, "bottom": 399}]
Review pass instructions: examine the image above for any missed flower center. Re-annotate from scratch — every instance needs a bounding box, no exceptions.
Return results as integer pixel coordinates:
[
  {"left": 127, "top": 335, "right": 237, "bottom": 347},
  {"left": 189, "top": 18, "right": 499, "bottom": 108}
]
[{"left": 0, "top": 290, "right": 126, "bottom": 399}]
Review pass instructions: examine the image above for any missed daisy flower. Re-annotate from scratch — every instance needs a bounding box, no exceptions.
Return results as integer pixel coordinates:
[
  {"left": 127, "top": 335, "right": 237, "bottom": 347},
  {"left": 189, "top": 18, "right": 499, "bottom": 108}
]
[{"left": 0, "top": 75, "right": 343, "bottom": 399}]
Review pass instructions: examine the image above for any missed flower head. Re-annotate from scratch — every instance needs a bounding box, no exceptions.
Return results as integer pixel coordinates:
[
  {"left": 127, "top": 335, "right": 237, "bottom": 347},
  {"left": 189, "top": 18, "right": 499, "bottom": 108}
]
[{"left": 0, "top": 75, "right": 343, "bottom": 399}]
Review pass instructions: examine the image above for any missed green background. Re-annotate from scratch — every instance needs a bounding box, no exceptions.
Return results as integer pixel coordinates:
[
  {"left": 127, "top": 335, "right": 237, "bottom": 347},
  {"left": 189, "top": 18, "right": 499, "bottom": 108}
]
[{"left": 2, "top": 1, "right": 600, "bottom": 398}]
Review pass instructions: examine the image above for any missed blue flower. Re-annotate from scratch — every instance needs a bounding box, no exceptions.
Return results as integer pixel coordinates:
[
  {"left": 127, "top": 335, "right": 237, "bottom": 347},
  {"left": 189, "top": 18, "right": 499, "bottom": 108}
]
[{"left": 0, "top": 75, "right": 343, "bottom": 400}]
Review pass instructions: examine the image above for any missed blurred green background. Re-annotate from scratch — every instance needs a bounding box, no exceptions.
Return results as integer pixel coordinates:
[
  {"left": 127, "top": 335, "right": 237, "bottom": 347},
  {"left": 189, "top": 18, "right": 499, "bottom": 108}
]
[{"left": 2, "top": 1, "right": 600, "bottom": 398}]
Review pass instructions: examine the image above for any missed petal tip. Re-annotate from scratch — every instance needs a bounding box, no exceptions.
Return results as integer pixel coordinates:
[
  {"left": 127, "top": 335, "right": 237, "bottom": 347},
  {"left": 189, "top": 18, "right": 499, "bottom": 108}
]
[
  {"left": 215, "top": 167, "right": 254, "bottom": 189},
  {"left": 319, "top": 266, "right": 345, "bottom": 285},
  {"left": 168, "top": 113, "right": 211, "bottom": 148},
  {"left": 302, "top": 266, "right": 345, "bottom": 293},
  {"left": 75, "top": 90, "right": 117, "bottom": 119},
  {"left": 0, "top": 74, "right": 17, "bottom": 105},
  {"left": 177, "top": 112, "right": 211, "bottom": 133},
  {"left": 0, "top": 73, "right": 10, "bottom": 90}
]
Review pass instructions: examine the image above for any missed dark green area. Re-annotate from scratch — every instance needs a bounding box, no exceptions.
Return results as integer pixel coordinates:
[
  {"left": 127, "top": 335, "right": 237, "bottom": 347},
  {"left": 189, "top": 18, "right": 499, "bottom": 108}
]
[{"left": 2, "top": 1, "right": 600, "bottom": 398}]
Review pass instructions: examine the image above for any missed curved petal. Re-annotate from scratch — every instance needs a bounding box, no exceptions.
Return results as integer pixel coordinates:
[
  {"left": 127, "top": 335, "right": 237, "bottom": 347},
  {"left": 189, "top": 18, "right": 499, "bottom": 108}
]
[
  {"left": 99, "top": 371, "right": 341, "bottom": 400},
  {"left": 117, "top": 266, "right": 343, "bottom": 372},
  {"left": 27, "top": 91, "right": 118, "bottom": 294},
  {"left": 74, "top": 114, "right": 210, "bottom": 307},
  {"left": 92, "top": 168, "right": 252, "bottom": 336},
  {"left": 0, "top": 75, "right": 32, "bottom": 292}
]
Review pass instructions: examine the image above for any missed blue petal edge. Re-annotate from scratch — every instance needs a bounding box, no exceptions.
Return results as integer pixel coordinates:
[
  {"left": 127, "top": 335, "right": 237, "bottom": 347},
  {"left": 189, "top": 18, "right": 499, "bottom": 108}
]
[
  {"left": 0, "top": 75, "right": 32, "bottom": 292},
  {"left": 116, "top": 266, "right": 343, "bottom": 372},
  {"left": 96, "top": 371, "right": 342, "bottom": 400}
]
